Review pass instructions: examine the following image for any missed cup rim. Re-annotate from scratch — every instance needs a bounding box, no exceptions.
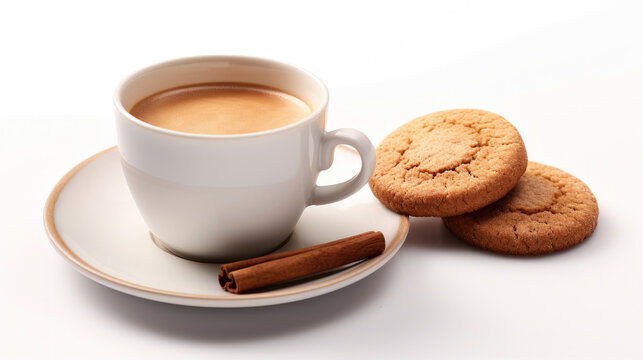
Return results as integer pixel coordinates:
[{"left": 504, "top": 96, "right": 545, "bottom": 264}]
[{"left": 113, "top": 55, "right": 330, "bottom": 139}]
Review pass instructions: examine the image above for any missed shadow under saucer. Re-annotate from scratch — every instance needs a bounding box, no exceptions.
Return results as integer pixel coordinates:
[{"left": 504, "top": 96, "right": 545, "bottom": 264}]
[{"left": 70, "top": 257, "right": 397, "bottom": 343}]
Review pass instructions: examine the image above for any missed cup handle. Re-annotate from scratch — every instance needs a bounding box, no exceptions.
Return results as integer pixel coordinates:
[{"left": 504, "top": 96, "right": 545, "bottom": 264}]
[{"left": 310, "top": 128, "right": 376, "bottom": 206}]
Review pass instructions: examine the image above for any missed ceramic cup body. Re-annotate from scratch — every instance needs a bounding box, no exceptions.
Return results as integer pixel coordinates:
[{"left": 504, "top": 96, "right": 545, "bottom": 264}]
[{"left": 114, "top": 56, "right": 375, "bottom": 262}]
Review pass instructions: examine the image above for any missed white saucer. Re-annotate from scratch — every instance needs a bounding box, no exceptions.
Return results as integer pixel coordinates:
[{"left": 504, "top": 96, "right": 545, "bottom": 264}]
[{"left": 44, "top": 146, "right": 409, "bottom": 307}]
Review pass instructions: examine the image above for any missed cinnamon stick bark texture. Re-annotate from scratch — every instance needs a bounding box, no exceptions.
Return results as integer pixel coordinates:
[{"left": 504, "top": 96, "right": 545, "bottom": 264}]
[{"left": 218, "top": 231, "right": 385, "bottom": 294}]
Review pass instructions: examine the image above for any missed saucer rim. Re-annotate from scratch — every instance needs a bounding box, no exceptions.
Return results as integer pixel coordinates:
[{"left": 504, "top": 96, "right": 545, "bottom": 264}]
[{"left": 44, "top": 146, "right": 409, "bottom": 302}]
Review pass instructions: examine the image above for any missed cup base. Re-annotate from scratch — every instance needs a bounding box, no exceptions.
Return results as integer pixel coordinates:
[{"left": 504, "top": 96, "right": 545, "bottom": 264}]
[{"left": 149, "top": 232, "right": 292, "bottom": 263}]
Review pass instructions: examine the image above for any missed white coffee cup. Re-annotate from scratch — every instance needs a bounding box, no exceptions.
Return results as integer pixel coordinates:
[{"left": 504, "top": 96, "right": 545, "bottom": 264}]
[{"left": 114, "top": 56, "right": 375, "bottom": 262}]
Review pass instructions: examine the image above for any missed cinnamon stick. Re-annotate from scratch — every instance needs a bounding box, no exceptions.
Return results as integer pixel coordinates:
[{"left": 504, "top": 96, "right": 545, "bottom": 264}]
[{"left": 218, "top": 231, "right": 385, "bottom": 294}]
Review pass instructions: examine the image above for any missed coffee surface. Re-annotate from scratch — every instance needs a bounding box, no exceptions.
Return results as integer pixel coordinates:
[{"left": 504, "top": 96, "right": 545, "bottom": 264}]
[{"left": 130, "top": 83, "right": 312, "bottom": 135}]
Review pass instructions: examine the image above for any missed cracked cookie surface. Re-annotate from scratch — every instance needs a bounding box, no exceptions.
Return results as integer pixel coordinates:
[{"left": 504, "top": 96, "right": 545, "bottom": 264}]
[
  {"left": 443, "top": 162, "right": 599, "bottom": 255},
  {"left": 369, "top": 109, "right": 528, "bottom": 216}
]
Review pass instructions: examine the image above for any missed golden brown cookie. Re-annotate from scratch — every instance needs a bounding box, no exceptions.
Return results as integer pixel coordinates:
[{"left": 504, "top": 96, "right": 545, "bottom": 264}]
[
  {"left": 369, "top": 109, "right": 528, "bottom": 216},
  {"left": 443, "top": 162, "right": 599, "bottom": 255}
]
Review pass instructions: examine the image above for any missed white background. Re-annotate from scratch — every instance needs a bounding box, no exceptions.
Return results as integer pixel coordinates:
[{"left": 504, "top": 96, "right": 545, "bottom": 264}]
[{"left": 1, "top": 0, "right": 642, "bottom": 359}]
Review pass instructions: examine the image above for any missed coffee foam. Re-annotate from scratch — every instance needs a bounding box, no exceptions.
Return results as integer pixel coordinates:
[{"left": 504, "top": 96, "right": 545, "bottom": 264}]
[{"left": 129, "top": 83, "right": 313, "bottom": 135}]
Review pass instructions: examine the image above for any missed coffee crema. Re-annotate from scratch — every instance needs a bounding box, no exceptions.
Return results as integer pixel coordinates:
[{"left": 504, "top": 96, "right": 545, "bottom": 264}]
[{"left": 129, "top": 82, "right": 313, "bottom": 135}]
